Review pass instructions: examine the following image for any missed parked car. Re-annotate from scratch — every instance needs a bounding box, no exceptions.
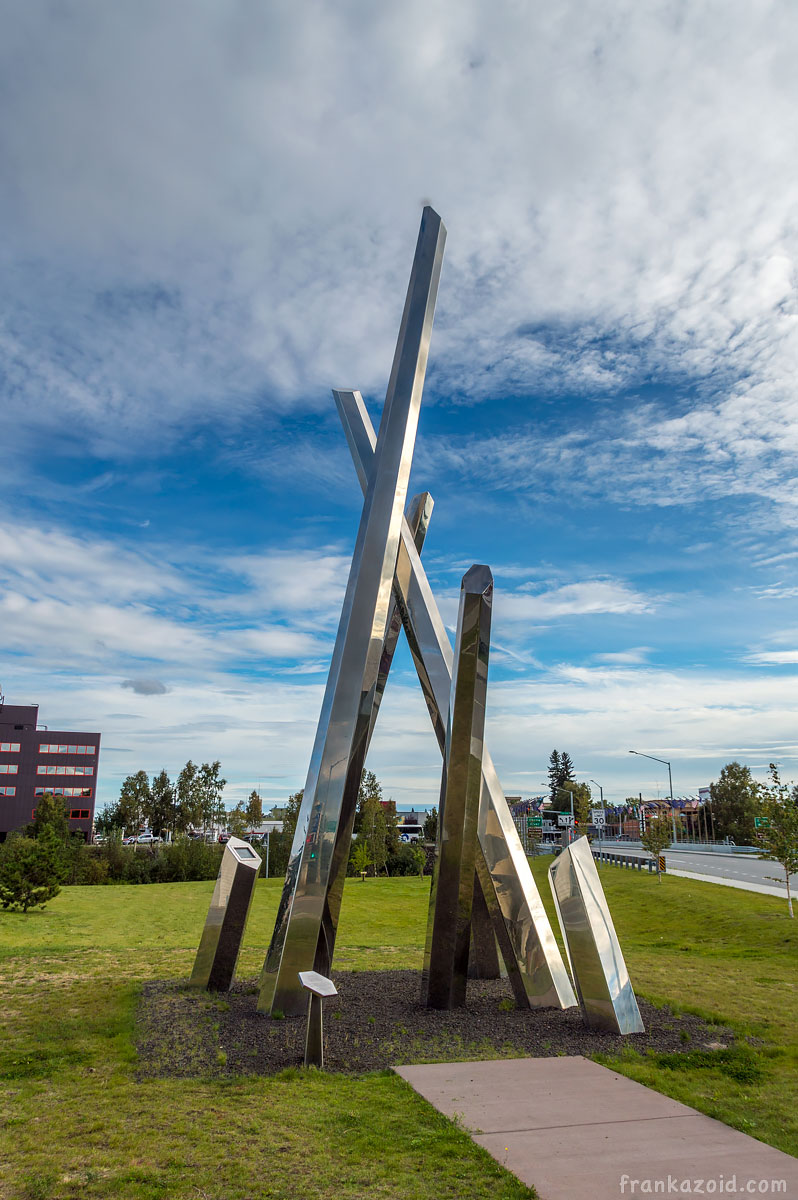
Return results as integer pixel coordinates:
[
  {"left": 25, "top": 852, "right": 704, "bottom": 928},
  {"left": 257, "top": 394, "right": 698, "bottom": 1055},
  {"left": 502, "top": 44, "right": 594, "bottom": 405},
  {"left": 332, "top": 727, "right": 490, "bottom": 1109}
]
[
  {"left": 122, "top": 835, "right": 138, "bottom": 845},
  {"left": 218, "top": 833, "right": 230, "bottom": 844},
  {"left": 136, "top": 832, "right": 162, "bottom": 844}
]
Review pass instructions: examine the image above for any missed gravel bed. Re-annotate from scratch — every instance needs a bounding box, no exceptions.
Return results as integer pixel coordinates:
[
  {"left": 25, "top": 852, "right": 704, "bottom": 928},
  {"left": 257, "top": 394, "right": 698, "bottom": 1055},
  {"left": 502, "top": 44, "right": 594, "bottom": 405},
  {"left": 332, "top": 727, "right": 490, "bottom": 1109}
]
[{"left": 136, "top": 970, "right": 730, "bottom": 1078}]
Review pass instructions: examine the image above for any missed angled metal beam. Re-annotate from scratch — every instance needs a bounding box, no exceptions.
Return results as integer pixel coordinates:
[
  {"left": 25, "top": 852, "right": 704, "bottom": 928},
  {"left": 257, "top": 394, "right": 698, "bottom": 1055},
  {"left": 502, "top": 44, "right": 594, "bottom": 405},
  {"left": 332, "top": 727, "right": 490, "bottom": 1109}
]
[
  {"left": 312, "top": 490, "right": 434, "bottom": 979},
  {"left": 258, "top": 207, "right": 446, "bottom": 1016},
  {"left": 336, "top": 389, "right": 576, "bottom": 1010},
  {"left": 423, "top": 565, "right": 493, "bottom": 1008}
]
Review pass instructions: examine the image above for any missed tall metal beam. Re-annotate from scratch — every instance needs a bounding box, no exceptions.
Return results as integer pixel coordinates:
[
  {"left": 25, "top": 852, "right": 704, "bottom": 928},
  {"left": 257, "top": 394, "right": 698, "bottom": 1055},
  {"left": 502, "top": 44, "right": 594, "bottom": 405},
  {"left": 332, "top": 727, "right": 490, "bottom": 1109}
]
[
  {"left": 258, "top": 208, "right": 446, "bottom": 1016},
  {"left": 423, "top": 565, "right": 493, "bottom": 1008},
  {"left": 335, "top": 389, "right": 576, "bottom": 1010},
  {"left": 310, "top": 491, "right": 434, "bottom": 981}
]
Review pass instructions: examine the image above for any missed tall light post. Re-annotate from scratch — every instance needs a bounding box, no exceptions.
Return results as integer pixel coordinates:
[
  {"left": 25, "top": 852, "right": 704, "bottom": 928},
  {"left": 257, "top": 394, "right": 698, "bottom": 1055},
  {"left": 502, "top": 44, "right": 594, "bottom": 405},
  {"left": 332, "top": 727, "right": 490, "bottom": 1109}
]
[
  {"left": 629, "top": 750, "right": 677, "bottom": 842},
  {"left": 590, "top": 779, "right": 604, "bottom": 850}
]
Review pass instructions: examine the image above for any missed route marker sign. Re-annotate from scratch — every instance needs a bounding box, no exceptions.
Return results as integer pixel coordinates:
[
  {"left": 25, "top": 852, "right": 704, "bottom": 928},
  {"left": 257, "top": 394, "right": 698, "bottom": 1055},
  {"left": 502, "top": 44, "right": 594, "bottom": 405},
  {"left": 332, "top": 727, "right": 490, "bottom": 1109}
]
[{"left": 558, "top": 814, "right": 575, "bottom": 827}]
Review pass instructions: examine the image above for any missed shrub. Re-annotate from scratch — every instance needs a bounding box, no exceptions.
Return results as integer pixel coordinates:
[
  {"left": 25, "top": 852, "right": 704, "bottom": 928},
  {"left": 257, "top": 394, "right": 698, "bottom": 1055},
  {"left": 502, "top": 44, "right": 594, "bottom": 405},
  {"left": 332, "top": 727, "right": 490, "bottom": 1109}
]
[{"left": 0, "top": 829, "right": 65, "bottom": 911}]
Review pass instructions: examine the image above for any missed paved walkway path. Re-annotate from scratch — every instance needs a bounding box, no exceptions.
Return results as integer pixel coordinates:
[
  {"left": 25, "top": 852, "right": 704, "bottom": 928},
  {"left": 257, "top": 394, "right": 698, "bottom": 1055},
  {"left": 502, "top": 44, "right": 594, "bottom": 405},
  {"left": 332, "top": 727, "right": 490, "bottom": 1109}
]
[
  {"left": 395, "top": 1056, "right": 798, "bottom": 1199},
  {"left": 667, "top": 867, "right": 789, "bottom": 898}
]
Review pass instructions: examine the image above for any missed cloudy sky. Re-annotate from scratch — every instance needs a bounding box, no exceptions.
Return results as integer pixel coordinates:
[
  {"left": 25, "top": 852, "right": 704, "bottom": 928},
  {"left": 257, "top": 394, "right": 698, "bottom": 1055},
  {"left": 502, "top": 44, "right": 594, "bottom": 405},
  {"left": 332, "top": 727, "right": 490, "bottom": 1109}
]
[{"left": 2, "top": 1, "right": 797, "bottom": 814}]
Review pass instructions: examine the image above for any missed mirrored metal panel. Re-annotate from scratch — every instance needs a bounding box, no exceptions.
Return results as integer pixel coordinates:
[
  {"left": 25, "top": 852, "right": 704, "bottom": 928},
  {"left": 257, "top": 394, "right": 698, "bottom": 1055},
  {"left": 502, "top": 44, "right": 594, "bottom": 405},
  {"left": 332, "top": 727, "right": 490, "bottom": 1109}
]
[
  {"left": 189, "top": 837, "right": 262, "bottom": 991},
  {"left": 548, "top": 836, "right": 644, "bottom": 1034},
  {"left": 258, "top": 207, "right": 446, "bottom": 1016},
  {"left": 335, "top": 388, "right": 576, "bottom": 1011},
  {"left": 423, "top": 565, "right": 493, "bottom": 1008}
]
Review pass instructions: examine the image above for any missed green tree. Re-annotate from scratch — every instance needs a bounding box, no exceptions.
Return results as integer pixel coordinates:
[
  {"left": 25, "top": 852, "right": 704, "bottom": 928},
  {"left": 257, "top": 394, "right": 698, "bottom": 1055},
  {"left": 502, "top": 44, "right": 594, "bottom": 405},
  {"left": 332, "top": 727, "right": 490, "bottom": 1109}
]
[
  {"left": 148, "top": 769, "right": 175, "bottom": 838},
  {"left": 356, "top": 770, "right": 391, "bottom": 875},
  {"left": 572, "top": 783, "right": 593, "bottom": 840},
  {"left": 641, "top": 812, "right": 672, "bottom": 881},
  {"left": 547, "top": 750, "right": 562, "bottom": 802},
  {"left": 708, "top": 762, "right": 761, "bottom": 844},
  {"left": 350, "top": 840, "right": 372, "bottom": 877},
  {"left": 0, "top": 828, "right": 65, "bottom": 911},
  {"left": 268, "top": 789, "right": 303, "bottom": 879},
  {"left": 118, "top": 770, "right": 152, "bottom": 837},
  {"left": 227, "top": 802, "right": 247, "bottom": 838},
  {"left": 757, "top": 764, "right": 798, "bottom": 918},
  {"left": 95, "top": 802, "right": 123, "bottom": 835},
  {"left": 559, "top": 751, "right": 575, "bottom": 783},
  {"left": 32, "top": 790, "right": 69, "bottom": 841},
  {"left": 245, "top": 789, "right": 264, "bottom": 829},
  {"left": 196, "top": 761, "right": 227, "bottom": 833},
  {"left": 175, "top": 761, "right": 201, "bottom": 832},
  {"left": 423, "top": 807, "right": 438, "bottom": 843}
]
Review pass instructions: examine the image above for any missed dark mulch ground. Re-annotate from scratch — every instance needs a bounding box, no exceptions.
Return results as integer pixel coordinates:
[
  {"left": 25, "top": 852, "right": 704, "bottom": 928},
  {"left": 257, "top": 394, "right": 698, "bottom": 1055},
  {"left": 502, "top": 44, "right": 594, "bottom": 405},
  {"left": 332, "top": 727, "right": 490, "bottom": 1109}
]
[{"left": 136, "top": 970, "right": 732, "bottom": 1078}]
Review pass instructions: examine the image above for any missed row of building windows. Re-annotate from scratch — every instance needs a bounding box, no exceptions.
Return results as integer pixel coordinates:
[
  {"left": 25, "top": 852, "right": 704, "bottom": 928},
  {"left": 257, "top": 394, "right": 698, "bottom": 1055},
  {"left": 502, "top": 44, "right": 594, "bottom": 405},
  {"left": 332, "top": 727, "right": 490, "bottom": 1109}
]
[
  {"left": 38, "top": 743, "right": 96, "bottom": 755},
  {"left": 0, "top": 765, "right": 18, "bottom": 775},
  {"left": 0, "top": 786, "right": 16, "bottom": 796},
  {"left": 36, "top": 765, "right": 94, "bottom": 776},
  {"left": 34, "top": 786, "right": 92, "bottom": 798},
  {"left": 0, "top": 742, "right": 21, "bottom": 753},
  {"left": 30, "top": 807, "right": 91, "bottom": 819}
]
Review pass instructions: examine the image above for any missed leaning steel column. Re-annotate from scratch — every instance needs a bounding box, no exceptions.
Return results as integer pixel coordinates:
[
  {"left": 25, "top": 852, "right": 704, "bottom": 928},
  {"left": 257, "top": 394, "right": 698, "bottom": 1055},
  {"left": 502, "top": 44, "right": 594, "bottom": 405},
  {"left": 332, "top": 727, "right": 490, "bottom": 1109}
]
[
  {"left": 311, "top": 490, "right": 434, "bottom": 980},
  {"left": 258, "top": 207, "right": 446, "bottom": 1016},
  {"left": 548, "top": 836, "right": 644, "bottom": 1034},
  {"left": 336, "top": 388, "right": 576, "bottom": 1010},
  {"left": 423, "top": 565, "right": 493, "bottom": 1008}
]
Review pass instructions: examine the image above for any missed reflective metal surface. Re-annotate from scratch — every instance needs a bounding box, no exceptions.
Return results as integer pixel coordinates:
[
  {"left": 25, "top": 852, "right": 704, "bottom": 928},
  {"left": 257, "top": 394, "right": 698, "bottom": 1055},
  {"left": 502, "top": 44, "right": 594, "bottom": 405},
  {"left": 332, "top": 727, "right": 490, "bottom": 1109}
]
[
  {"left": 548, "top": 836, "right": 644, "bottom": 1034},
  {"left": 258, "top": 207, "right": 446, "bottom": 1016},
  {"left": 312, "top": 491, "right": 433, "bottom": 982},
  {"left": 423, "top": 565, "right": 493, "bottom": 1008},
  {"left": 189, "top": 837, "right": 262, "bottom": 991},
  {"left": 335, "top": 389, "right": 576, "bottom": 1010}
]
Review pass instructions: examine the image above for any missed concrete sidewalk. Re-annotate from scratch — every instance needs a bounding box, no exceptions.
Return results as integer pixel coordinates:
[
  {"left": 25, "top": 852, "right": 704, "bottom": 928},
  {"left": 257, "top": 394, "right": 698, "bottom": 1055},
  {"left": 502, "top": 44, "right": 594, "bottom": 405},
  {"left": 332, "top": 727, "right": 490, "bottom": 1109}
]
[
  {"left": 667, "top": 867, "right": 789, "bottom": 898},
  {"left": 395, "top": 1056, "right": 798, "bottom": 1199}
]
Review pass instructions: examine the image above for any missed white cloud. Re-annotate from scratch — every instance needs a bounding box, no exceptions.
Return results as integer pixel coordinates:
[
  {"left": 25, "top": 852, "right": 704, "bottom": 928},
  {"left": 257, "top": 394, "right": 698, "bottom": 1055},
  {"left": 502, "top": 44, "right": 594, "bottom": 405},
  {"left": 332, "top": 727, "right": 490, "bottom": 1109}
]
[
  {"left": 1, "top": 0, "right": 797, "bottom": 503},
  {"left": 745, "top": 650, "right": 798, "bottom": 665},
  {"left": 496, "top": 580, "right": 653, "bottom": 623}
]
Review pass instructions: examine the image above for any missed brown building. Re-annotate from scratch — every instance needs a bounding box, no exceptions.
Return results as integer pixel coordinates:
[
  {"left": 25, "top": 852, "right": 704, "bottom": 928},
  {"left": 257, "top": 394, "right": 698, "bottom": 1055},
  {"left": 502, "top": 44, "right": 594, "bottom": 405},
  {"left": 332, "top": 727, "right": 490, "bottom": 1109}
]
[{"left": 0, "top": 702, "right": 100, "bottom": 841}]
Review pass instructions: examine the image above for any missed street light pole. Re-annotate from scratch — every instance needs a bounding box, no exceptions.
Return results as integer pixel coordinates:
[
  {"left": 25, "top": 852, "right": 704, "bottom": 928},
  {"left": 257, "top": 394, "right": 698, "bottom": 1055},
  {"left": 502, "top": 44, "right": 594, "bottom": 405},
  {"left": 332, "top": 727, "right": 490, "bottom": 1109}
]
[
  {"left": 590, "top": 779, "right": 604, "bottom": 851},
  {"left": 629, "top": 750, "right": 676, "bottom": 842}
]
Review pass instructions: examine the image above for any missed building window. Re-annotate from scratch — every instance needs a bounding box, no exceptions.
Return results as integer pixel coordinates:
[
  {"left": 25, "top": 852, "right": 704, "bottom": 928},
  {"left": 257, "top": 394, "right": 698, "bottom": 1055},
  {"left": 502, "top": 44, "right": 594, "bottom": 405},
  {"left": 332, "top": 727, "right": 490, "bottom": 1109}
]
[
  {"left": 0, "top": 764, "right": 18, "bottom": 775},
  {"left": 0, "top": 786, "right": 16, "bottom": 796},
  {"left": 69, "top": 809, "right": 91, "bottom": 820},
  {"left": 38, "top": 743, "right": 96, "bottom": 755},
  {"left": 0, "top": 742, "right": 20, "bottom": 753},
  {"left": 34, "top": 786, "right": 92, "bottom": 798},
  {"left": 37, "top": 765, "right": 93, "bottom": 776}
]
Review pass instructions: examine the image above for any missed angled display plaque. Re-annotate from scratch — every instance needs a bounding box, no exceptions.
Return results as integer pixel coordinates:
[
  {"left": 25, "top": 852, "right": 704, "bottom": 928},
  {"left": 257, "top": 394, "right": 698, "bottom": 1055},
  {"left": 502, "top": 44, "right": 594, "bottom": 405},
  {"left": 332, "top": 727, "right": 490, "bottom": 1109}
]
[
  {"left": 423, "top": 565, "right": 493, "bottom": 1008},
  {"left": 258, "top": 207, "right": 446, "bottom": 1016},
  {"left": 334, "top": 388, "right": 576, "bottom": 1010},
  {"left": 548, "top": 836, "right": 644, "bottom": 1034},
  {"left": 189, "top": 837, "right": 262, "bottom": 991}
]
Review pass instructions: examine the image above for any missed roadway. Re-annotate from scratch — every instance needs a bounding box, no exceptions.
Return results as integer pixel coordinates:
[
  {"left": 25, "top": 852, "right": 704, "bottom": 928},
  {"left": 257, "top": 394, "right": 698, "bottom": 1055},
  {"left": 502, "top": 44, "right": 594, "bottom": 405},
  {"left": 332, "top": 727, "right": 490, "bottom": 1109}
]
[{"left": 598, "top": 840, "right": 797, "bottom": 894}]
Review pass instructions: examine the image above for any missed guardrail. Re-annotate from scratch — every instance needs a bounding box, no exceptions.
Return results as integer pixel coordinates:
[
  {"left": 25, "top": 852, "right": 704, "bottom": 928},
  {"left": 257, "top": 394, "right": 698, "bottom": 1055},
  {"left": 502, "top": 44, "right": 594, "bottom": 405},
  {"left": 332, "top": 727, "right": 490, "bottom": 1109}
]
[{"left": 593, "top": 849, "right": 658, "bottom": 873}]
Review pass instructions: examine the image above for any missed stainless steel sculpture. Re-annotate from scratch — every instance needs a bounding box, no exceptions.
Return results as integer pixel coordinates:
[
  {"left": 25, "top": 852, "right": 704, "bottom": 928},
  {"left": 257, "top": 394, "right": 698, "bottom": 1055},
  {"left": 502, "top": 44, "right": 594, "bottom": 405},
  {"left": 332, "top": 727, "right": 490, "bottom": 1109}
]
[
  {"left": 258, "top": 207, "right": 446, "bottom": 1016},
  {"left": 189, "top": 837, "right": 262, "bottom": 991},
  {"left": 423, "top": 565, "right": 493, "bottom": 1008},
  {"left": 548, "top": 836, "right": 644, "bottom": 1034},
  {"left": 334, "top": 389, "right": 576, "bottom": 1011}
]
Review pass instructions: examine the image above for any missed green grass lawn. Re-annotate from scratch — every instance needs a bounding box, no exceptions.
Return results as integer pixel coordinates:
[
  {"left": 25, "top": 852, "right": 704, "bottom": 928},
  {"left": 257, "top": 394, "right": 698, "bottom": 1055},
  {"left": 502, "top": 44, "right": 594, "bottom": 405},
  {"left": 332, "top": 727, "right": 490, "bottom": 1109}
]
[{"left": 0, "top": 866, "right": 795, "bottom": 1199}]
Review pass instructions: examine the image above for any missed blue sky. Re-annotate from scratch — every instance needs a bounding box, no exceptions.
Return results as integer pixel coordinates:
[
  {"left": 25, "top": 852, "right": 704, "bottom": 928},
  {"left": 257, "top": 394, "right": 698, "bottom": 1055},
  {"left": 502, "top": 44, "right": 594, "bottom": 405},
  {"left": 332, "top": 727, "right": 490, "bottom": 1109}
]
[{"left": 2, "top": 1, "right": 798, "bottom": 815}]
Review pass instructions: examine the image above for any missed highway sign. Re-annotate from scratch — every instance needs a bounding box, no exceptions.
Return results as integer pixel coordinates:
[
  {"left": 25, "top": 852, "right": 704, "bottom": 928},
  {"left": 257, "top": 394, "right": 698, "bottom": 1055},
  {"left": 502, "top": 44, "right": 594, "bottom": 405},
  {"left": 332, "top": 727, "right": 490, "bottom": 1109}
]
[
  {"left": 754, "top": 816, "right": 771, "bottom": 829},
  {"left": 591, "top": 809, "right": 606, "bottom": 826},
  {"left": 527, "top": 814, "right": 542, "bottom": 828},
  {"left": 557, "top": 814, "right": 575, "bottom": 827}
]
